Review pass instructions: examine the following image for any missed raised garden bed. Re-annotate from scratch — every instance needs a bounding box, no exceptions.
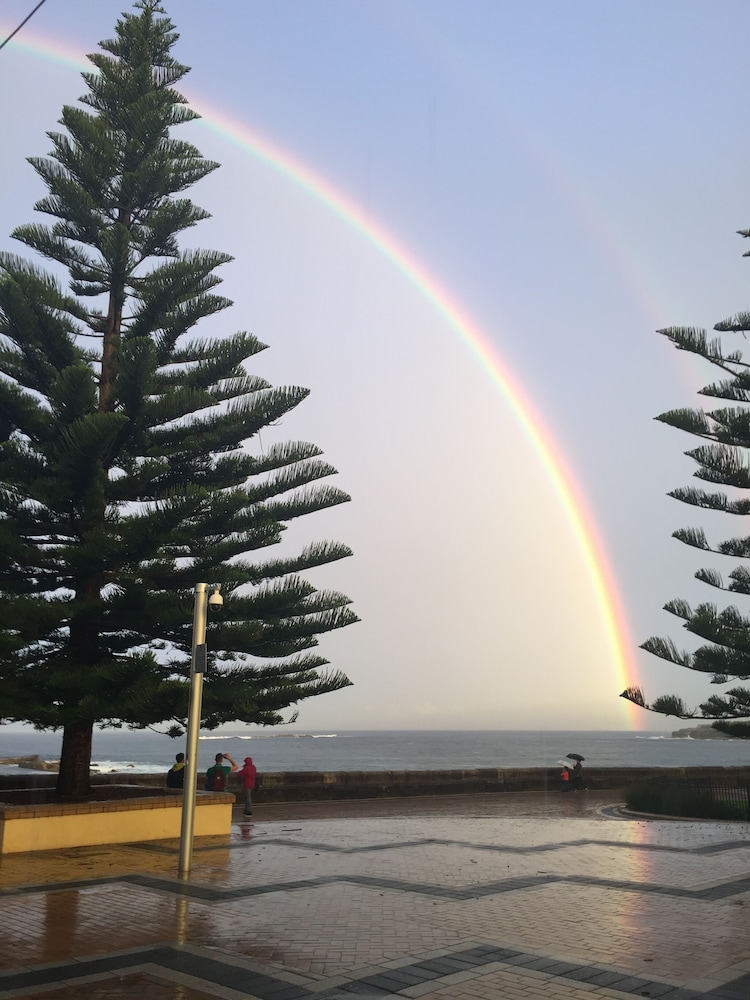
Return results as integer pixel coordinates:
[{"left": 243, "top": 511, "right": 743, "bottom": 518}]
[{"left": 0, "top": 784, "right": 235, "bottom": 854}]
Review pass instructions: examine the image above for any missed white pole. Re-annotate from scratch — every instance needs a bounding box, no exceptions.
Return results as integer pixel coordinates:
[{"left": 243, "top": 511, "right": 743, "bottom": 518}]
[{"left": 178, "top": 583, "right": 208, "bottom": 877}]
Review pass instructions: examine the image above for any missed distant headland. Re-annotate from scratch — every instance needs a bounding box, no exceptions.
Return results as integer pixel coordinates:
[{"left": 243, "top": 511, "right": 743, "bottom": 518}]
[{"left": 671, "top": 726, "right": 732, "bottom": 740}]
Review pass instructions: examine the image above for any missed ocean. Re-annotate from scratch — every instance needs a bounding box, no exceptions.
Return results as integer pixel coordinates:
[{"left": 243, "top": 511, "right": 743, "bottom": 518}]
[{"left": 0, "top": 728, "right": 748, "bottom": 776}]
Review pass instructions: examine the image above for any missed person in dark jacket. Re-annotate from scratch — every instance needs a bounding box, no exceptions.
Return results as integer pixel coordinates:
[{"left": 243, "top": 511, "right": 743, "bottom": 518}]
[
  {"left": 166, "top": 752, "right": 185, "bottom": 789},
  {"left": 572, "top": 760, "right": 586, "bottom": 791}
]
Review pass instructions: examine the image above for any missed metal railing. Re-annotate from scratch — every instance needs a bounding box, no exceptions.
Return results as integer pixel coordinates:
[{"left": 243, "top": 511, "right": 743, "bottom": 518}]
[
  {"left": 634, "top": 777, "right": 750, "bottom": 819},
  {"left": 689, "top": 779, "right": 750, "bottom": 814}
]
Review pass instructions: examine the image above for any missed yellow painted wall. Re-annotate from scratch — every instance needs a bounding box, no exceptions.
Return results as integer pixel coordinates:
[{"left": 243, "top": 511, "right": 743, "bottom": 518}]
[{"left": 0, "top": 799, "right": 232, "bottom": 854}]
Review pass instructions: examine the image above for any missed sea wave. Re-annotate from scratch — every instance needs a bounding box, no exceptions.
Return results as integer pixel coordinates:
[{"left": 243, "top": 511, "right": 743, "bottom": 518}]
[
  {"left": 91, "top": 760, "right": 164, "bottom": 774},
  {"left": 204, "top": 733, "right": 339, "bottom": 740},
  {"left": 263, "top": 733, "right": 338, "bottom": 739}
]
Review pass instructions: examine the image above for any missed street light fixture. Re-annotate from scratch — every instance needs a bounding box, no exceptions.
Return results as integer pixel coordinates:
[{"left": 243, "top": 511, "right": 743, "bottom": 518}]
[{"left": 178, "top": 582, "right": 221, "bottom": 876}]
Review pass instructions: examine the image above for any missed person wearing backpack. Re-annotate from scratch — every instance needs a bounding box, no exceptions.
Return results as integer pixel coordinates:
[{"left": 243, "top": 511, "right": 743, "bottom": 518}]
[{"left": 205, "top": 752, "right": 237, "bottom": 792}]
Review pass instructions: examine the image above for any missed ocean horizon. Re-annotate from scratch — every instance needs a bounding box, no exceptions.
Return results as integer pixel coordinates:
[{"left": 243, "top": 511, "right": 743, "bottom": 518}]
[{"left": 0, "top": 727, "right": 747, "bottom": 776}]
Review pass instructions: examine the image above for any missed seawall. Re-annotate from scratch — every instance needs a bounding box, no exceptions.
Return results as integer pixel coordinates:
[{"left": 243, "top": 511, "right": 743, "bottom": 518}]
[{"left": 1, "top": 766, "right": 749, "bottom": 803}]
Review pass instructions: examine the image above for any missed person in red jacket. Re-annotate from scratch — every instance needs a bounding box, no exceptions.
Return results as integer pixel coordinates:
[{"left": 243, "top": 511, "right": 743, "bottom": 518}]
[{"left": 237, "top": 756, "right": 257, "bottom": 816}]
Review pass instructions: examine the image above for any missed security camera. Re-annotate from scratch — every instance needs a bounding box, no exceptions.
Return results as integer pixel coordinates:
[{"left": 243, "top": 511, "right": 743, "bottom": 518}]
[{"left": 207, "top": 585, "right": 223, "bottom": 611}]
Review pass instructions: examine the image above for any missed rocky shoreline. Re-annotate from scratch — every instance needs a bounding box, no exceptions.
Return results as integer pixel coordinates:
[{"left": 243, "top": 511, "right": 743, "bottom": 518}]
[{"left": 0, "top": 755, "right": 59, "bottom": 771}]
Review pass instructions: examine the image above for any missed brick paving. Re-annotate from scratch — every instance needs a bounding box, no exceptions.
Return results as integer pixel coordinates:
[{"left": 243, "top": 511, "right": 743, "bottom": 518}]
[{"left": 0, "top": 791, "right": 749, "bottom": 998}]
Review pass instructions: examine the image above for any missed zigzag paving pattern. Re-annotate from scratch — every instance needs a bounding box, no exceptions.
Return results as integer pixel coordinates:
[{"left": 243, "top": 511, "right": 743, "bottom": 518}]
[{"left": 0, "top": 792, "right": 749, "bottom": 999}]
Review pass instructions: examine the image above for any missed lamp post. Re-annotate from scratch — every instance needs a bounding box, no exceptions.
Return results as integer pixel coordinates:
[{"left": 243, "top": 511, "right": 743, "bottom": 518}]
[{"left": 178, "top": 582, "right": 221, "bottom": 876}]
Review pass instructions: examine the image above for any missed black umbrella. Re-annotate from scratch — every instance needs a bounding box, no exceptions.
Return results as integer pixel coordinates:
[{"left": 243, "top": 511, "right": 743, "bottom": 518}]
[{"left": 566, "top": 752, "right": 585, "bottom": 761}]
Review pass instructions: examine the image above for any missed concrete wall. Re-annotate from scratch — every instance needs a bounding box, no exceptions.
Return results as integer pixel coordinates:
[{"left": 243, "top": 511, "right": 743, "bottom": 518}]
[
  {"left": 252, "top": 766, "right": 750, "bottom": 802},
  {"left": 2, "top": 766, "right": 749, "bottom": 803}
]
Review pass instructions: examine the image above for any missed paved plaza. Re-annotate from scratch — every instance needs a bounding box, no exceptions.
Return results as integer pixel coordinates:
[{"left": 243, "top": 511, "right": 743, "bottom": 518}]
[{"left": 0, "top": 790, "right": 749, "bottom": 999}]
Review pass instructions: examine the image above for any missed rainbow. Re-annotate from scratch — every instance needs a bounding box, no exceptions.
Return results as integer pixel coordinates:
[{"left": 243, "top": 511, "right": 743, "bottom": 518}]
[{"left": 1, "top": 28, "right": 640, "bottom": 716}]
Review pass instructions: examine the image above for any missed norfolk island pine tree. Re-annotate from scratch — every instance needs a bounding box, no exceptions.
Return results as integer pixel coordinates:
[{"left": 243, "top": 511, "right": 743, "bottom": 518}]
[
  {"left": 0, "top": 1, "right": 358, "bottom": 798},
  {"left": 621, "top": 228, "right": 750, "bottom": 739}
]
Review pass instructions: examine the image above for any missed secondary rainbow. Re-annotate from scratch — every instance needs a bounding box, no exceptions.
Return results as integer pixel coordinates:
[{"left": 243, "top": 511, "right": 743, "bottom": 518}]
[{"left": 3, "top": 30, "right": 641, "bottom": 715}]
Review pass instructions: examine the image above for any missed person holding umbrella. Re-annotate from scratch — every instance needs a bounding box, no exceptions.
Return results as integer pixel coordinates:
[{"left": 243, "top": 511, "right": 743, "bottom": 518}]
[
  {"left": 562, "top": 765, "right": 571, "bottom": 791},
  {"left": 568, "top": 753, "right": 586, "bottom": 791}
]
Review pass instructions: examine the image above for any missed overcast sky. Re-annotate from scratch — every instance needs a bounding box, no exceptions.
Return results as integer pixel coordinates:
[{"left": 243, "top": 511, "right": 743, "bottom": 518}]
[{"left": 2, "top": 1, "right": 750, "bottom": 733}]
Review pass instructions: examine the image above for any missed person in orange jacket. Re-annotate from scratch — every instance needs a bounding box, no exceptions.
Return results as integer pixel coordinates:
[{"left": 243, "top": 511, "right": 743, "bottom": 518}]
[{"left": 236, "top": 756, "right": 257, "bottom": 816}]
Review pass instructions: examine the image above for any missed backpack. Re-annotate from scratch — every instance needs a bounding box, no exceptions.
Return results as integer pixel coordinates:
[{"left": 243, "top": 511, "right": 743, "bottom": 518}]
[{"left": 205, "top": 766, "right": 226, "bottom": 792}]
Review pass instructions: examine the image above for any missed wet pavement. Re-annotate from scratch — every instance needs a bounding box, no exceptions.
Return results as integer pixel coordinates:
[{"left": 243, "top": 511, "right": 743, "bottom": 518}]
[{"left": 1, "top": 790, "right": 749, "bottom": 998}]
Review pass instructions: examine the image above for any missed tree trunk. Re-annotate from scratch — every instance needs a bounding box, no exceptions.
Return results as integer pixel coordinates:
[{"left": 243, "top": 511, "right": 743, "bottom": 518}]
[
  {"left": 56, "top": 721, "right": 94, "bottom": 798},
  {"left": 99, "top": 210, "right": 129, "bottom": 412}
]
